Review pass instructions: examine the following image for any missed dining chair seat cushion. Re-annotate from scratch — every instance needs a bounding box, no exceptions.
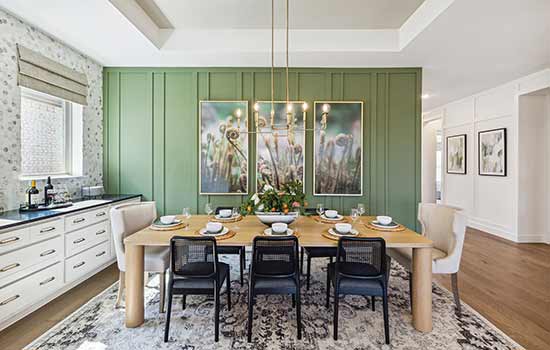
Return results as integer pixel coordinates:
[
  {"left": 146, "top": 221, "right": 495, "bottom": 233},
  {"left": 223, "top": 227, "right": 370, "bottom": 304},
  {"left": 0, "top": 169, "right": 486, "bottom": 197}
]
[
  {"left": 252, "top": 277, "right": 298, "bottom": 294},
  {"left": 304, "top": 247, "right": 337, "bottom": 257},
  {"left": 255, "top": 261, "right": 294, "bottom": 276},
  {"left": 387, "top": 247, "right": 447, "bottom": 271},
  {"left": 143, "top": 246, "right": 170, "bottom": 272},
  {"left": 328, "top": 263, "right": 385, "bottom": 296},
  {"left": 172, "top": 262, "right": 229, "bottom": 290}
]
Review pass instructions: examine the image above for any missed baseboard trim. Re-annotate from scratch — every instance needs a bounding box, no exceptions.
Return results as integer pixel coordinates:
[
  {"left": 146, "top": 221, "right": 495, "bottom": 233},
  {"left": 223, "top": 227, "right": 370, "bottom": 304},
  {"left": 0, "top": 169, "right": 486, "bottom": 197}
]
[{"left": 468, "top": 217, "right": 517, "bottom": 242}]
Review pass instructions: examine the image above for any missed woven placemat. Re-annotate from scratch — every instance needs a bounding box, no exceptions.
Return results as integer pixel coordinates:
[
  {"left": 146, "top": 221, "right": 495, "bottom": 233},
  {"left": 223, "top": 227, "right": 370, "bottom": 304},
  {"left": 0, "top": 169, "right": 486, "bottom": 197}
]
[
  {"left": 195, "top": 229, "right": 237, "bottom": 241},
  {"left": 313, "top": 216, "right": 349, "bottom": 224},
  {"left": 209, "top": 215, "right": 243, "bottom": 223},
  {"left": 321, "top": 230, "right": 361, "bottom": 241},
  {"left": 262, "top": 230, "right": 301, "bottom": 238},
  {"left": 149, "top": 222, "right": 188, "bottom": 231},
  {"left": 364, "top": 221, "right": 406, "bottom": 232}
]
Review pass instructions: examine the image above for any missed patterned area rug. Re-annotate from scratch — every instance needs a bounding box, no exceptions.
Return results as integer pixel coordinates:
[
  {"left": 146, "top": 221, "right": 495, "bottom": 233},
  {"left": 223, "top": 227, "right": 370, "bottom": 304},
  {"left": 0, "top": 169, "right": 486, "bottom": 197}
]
[{"left": 25, "top": 258, "right": 523, "bottom": 350}]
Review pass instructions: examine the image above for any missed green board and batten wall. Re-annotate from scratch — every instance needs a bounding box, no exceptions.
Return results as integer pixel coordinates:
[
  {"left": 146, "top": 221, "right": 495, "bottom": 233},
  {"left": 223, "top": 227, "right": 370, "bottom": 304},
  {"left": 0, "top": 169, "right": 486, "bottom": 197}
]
[{"left": 102, "top": 67, "right": 422, "bottom": 230}]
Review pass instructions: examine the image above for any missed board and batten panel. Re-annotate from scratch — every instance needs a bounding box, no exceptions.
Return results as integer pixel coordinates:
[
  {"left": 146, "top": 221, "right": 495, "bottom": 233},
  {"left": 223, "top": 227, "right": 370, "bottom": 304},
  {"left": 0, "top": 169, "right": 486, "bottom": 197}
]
[
  {"left": 103, "top": 68, "right": 422, "bottom": 230},
  {"left": 119, "top": 72, "right": 153, "bottom": 200}
]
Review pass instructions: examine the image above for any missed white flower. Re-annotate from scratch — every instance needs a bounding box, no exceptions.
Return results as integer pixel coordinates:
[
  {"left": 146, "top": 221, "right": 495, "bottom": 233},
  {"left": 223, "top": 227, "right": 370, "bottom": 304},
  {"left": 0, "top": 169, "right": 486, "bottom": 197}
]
[
  {"left": 263, "top": 184, "right": 274, "bottom": 192},
  {"left": 251, "top": 193, "right": 260, "bottom": 205},
  {"left": 257, "top": 204, "right": 265, "bottom": 211}
]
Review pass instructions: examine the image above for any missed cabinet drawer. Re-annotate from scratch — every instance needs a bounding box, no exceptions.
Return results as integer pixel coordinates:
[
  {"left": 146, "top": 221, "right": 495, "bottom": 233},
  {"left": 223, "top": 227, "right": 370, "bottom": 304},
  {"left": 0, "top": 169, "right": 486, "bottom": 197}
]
[
  {"left": 65, "top": 241, "right": 111, "bottom": 283},
  {"left": 65, "top": 206, "right": 109, "bottom": 232},
  {"left": 65, "top": 221, "right": 110, "bottom": 257},
  {"left": 0, "top": 262, "right": 63, "bottom": 322},
  {"left": 0, "top": 228, "right": 30, "bottom": 255},
  {"left": 0, "top": 236, "right": 63, "bottom": 284},
  {"left": 30, "top": 218, "right": 64, "bottom": 242}
]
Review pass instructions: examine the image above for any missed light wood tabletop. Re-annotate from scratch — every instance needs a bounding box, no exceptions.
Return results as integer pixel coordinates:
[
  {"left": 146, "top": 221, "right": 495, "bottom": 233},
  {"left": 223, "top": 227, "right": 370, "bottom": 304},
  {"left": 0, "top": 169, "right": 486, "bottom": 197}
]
[{"left": 123, "top": 215, "right": 434, "bottom": 334}]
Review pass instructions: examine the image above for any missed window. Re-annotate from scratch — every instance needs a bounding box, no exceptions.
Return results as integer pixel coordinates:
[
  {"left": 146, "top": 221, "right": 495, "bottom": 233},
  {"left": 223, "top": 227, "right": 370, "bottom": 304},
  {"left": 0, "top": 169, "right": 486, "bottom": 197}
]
[{"left": 20, "top": 88, "right": 83, "bottom": 178}]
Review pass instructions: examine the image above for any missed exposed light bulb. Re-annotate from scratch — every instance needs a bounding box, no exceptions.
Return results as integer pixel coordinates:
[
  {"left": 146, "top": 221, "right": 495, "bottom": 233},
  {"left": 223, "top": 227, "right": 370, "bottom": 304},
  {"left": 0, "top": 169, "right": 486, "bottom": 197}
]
[
  {"left": 254, "top": 102, "right": 260, "bottom": 112},
  {"left": 235, "top": 108, "right": 242, "bottom": 117},
  {"left": 322, "top": 103, "right": 330, "bottom": 113},
  {"left": 286, "top": 104, "right": 293, "bottom": 112},
  {"left": 302, "top": 102, "right": 308, "bottom": 111}
]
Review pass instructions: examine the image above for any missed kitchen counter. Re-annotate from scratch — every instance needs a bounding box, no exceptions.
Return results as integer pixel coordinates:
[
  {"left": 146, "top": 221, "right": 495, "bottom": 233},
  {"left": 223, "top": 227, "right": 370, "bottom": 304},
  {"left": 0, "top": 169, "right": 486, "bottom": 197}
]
[{"left": 0, "top": 194, "right": 141, "bottom": 231}]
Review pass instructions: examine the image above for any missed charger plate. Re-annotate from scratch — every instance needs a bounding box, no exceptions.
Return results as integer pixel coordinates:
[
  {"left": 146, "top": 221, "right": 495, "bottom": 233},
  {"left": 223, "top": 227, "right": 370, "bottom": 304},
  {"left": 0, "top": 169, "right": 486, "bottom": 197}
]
[
  {"left": 313, "top": 215, "right": 349, "bottom": 224},
  {"left": 321, "top": 229, "right": 360, "bottom": 241},
  {"left": 262, "top": 228, "right": 300, "bottom": 237},
  {"left": 194, "top": 229, "right": 236, "bottom": 241},
  {"left": 209, "top": 214, "right": 243, "bottom": 223},
  {"left": 149, "top": 222, "right": 188, "bottom": 231},
  {"left": 365, "top": 221, "right": 406, "bottom": 232}
]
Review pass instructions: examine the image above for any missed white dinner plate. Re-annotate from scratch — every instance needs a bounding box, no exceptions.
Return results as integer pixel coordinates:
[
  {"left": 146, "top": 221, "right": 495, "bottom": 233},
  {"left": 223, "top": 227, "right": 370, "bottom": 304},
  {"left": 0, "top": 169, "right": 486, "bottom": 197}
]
[
  {"left": 214, "top": 213, "right": 240, "bottom": 220},
  {"left": 199, "top": 226, "right": 229, "bottom": 237},
  {"left": 328, "top": 228, "right": 359, "bottom": 237},
  {"left": 263, "top": 228, "right": 294, "bottom": 236},
  {"left": 321, "top": 214, "right": 344, "bottom": 221}
]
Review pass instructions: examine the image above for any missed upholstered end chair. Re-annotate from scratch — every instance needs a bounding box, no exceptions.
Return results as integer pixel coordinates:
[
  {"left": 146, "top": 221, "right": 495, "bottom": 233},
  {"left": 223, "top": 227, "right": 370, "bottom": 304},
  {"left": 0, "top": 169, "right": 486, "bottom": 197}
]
[
  {"left": 110, "top": 201, "right": 170, "bottom": 312},
  {"left": 388, "top": 203, "right": 467, "bottom": 313}
]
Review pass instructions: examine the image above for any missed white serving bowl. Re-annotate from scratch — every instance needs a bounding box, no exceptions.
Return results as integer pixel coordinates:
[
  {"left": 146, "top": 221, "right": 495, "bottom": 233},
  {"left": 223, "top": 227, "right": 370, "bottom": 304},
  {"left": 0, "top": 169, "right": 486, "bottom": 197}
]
[
  {"left": 255, "top": 212, "right": 297, "bottom": 226},
  {"left": 160, "top": 215, "right": 176, "bottom": 225},
  {"left": 376, "top": 215, "right": 392, "bottom": 225},
  {"left": 335, "top": 223, "right": 352, "bottom": 234},
  {"left": 206, "top": 222, "right": 223, "bottom": 233},
  {"left": 272, "top": 223, "right": 288, "bottom": 233},
  {"left": 325, "top": 210, "right": 338, "bottom": 218},
  {"left": 219, "top": 209, "right": 232, "bottom": 218}
]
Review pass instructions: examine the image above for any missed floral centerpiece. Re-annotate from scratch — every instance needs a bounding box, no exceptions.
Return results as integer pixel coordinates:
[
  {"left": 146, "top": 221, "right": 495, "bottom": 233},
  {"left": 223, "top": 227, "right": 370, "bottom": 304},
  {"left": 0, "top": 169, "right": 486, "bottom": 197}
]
[{"left": 240, "top": 180, "right": 307, "bottom": 216}]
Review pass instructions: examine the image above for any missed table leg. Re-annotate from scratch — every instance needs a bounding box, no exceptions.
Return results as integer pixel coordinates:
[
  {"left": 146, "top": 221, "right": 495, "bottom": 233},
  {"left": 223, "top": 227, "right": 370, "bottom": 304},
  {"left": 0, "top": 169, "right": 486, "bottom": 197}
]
[
  {"left": 125, "top": 244, "right": 144, "bottom": 328},
  {"left": 412, "top": 247, "right": 432, "bottom": 332}
]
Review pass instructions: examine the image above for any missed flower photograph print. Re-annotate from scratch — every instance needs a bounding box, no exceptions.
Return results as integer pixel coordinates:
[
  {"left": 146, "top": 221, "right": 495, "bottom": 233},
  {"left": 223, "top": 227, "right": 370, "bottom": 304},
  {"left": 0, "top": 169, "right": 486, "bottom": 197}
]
[
  {"left": 447, "top": 134, "right": 467, "bottom": 174},
  {"left": 478, "top": 128, "right": 506, "bottom": 176}
]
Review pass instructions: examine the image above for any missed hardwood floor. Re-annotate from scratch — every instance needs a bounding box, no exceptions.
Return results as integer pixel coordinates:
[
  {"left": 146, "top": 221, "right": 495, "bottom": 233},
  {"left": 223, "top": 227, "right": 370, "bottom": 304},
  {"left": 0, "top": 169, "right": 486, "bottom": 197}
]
[
  {"left": 1, "top": 229, "right": 548, "bottom": 350},
  {"left": 435, "top": 228, "right": 550, "bottom": 350},
  {"left": 0, "top": 264, "right": 119, "bottom": 350}
]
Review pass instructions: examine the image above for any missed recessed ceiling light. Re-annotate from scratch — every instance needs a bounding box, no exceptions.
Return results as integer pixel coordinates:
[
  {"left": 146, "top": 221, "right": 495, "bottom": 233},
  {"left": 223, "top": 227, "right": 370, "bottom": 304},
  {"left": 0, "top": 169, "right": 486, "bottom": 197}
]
[{"left": 421, "top": 94, "right": 431, "bottom": 99}]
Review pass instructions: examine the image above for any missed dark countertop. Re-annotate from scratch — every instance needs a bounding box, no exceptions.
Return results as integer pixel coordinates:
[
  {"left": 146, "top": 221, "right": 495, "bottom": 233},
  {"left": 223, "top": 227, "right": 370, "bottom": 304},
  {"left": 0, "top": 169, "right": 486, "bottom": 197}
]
[{"left": 0, "top": 194, "right": 142, "bottom": 231}]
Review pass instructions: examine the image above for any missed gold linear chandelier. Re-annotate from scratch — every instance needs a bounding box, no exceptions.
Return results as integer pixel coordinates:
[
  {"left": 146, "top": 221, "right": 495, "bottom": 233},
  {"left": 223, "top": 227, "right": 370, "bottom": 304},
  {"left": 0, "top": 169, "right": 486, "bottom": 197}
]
[{"left": 233, "top": 0, "right": 329, "bottom": 137}]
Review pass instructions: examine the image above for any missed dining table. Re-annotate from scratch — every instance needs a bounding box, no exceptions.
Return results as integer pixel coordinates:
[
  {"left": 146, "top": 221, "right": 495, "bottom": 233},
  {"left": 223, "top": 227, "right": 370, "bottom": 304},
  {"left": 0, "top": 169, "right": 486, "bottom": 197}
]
[{"left": 123, "top": 215, "right": 434, "bottom": 333}]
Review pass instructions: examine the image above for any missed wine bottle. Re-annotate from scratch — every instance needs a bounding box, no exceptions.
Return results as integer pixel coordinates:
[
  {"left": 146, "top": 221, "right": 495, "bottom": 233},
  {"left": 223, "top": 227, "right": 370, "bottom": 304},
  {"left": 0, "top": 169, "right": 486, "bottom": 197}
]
[{"left": 26, "top": 180, "right": 39, "bottom": 209}]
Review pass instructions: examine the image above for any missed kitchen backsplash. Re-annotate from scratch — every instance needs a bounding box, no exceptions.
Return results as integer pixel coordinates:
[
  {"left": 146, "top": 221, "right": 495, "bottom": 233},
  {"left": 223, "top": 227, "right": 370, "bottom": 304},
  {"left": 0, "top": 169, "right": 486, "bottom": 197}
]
[{"left": 0, "top": 9, "right": 103, "bottom": 211}]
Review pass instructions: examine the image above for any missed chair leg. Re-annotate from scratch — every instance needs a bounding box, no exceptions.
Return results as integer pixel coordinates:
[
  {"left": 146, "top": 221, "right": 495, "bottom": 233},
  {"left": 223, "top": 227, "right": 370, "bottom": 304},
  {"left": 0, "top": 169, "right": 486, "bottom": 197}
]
[
  {"left": 408, "top": 271, "right": 413, "bottom": 312},
  {"left": 306, "top": 255, "right": 312, "bottom": 290},
  {"left": 227, "top": 272, "right": 232, "bottom": 311},
  {"left": 296, "top": 288, "right": 302, "bottom": 340},
  {"left": 325, "top": 270, "right": 331, "bottom": 308},
  {"left": 182, "top": 294, "right": 186, "bottom": 310},
  {"left": 451, "top": 273, "right": 462, "bottom": 314},
  {"left": 115, "top": 271, "right": 125, "bottom": 309},
  {"left": 371, "top": 296, "right": 375, "bottom": 311},
  {"left": 247, "top": 290, "right": 254, "bottom": 342},
  {"left": 382, "top": 291, "right": 390, "bottom": 344},
  {"left": 239, "top": 247, "right": 245, "bottom": 286},
  {"left": 300, "top": 247, "right": 304, "bottom": 274},
  {"left": 159, "top": 271, "right": 166, "bottom": 313},
  {"left": 333, "top": 286, "right": 339, "bottom": 340},
  {"left": 329, "top": 256, "right": 333, "bottom": 264},
  {"left": 214, "top": 284, "right": 220, "bottom": 342},
  {"left": 163, "top": 284, "right": 173, "bottom": 342}
]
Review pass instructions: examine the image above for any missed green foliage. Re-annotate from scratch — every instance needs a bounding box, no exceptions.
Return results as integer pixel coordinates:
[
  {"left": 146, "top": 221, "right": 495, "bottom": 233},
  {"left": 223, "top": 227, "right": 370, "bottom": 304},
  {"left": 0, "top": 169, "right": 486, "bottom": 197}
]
[{"left": 240, "top": 180, "right": 307, "bottom": 216}]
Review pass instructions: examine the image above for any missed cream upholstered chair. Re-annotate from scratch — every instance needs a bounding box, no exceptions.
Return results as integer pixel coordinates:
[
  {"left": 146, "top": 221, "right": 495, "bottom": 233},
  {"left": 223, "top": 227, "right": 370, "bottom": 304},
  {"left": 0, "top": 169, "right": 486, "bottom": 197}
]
[
  {"left": 110, "top": 201, "right": 169, "bottom": 312},
  {"left": 388, "top": 203, "right": 467, "bottom": 313}
]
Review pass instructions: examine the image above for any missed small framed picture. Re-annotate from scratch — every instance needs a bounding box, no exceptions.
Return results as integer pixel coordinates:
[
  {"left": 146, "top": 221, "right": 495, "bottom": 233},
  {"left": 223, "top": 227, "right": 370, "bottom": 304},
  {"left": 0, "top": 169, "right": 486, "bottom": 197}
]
[
  {"left": 478, "top": 128, "right": 506, "bottom": 176},
  {"left": 446, "top": 134, "right": 467, "bottom": 174}
]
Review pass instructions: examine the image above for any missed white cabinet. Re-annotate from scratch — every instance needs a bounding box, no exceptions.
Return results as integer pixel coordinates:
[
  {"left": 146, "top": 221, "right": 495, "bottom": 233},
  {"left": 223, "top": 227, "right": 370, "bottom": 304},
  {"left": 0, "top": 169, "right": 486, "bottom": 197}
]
[{"left": 0, "top": 196, "right": 140, "bottom": 329}]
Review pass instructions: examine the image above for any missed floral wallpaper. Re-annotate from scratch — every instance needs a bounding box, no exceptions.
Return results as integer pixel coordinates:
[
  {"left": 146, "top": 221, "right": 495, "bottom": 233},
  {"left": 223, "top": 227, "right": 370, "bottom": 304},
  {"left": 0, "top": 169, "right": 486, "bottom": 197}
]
[{"left": 0, "top": 9, "right": 103, "bottom": 211}]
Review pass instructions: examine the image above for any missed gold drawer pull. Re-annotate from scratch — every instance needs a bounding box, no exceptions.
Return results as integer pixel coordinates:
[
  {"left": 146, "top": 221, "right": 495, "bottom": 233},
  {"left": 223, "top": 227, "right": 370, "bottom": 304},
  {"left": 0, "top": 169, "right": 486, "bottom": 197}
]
[
  {"left": 73, "top": 218, "right": 86, "bottom": 224},
  {"left": 39, "top": 226, "right": 56, "bottom": 233},
  {"left": 73, "top": 238, "right": 86, "bottom": 244},
  {"left": 0, "top": 236, "right": 20, "bottom": 245},
  {"left": 73, "top": 261, "right": 85, "bottom": 269},
  {"left": 95, "top": 230, "right": 106, "bottom": 235},
  {"left": 0, "top": 295, "right": 20, "bottom": 306},
  {"left": 0, "top": 263, "right": 20, "bottom": 273},
  {"left": 96, "top": 251, "right": 106, "bottom": 257},
  {"left": 40, "top": 249, "right": 56, "bottom": 257},
  {"left": 39, "top": 276, "right": 56, "bottom": 286},
  {"left": 95, "top": 212, "right": 106, "bottom": 217}
]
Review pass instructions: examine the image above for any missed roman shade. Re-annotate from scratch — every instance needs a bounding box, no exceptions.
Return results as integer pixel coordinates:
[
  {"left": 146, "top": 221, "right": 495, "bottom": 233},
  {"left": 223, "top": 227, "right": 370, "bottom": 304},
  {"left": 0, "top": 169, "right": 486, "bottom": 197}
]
[{"left": 17, "top": 44, "right": 88, "bottom": 105}]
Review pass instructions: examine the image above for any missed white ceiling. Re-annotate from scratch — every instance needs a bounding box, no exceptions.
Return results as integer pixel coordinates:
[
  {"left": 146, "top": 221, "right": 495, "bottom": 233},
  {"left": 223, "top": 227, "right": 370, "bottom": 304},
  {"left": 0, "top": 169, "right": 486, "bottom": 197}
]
[
  {"left": 0, "top": 0, "right": 548, "bottom": 110},
  {"left": 154, "top": 0, "right": 425, "bottom": 29}
]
